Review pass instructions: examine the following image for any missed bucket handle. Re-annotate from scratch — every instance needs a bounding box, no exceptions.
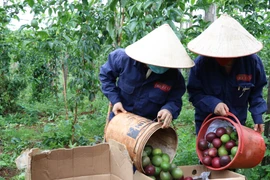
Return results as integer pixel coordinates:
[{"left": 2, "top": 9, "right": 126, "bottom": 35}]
[{"left": 203, "top": 112, "right": 244, "bottom": 154}]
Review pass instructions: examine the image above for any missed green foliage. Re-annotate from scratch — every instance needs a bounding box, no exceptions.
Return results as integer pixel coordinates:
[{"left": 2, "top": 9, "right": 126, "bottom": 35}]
[
  {"left": 238, "top": 164, "right": 270, "bottom": 180},
  {"left": 172, "top": 93, "right": 197, "bottom": 165},
  {"left": 0, "top": 33, "right": 27, "bottom": 114},
  {"left": 106, "top": 0, "right": 190, "bottom": 47},
  {"left": 0, "top": 75, "right": 26, "bottom": 115},
  {"left": 0, "top": 93, "right": 107, "bottom": 171},
  {"left": 0, "top": 118, "right": 40, "bottom": 168},
  {"left": 42, "top": 120, "right": 73, "bottom": 149},
  {"left": 0, "top": 0, "right": 269, "bottom": 179},
  {"left": 173, "top": 120, "right": 198, "bottom": 166}
]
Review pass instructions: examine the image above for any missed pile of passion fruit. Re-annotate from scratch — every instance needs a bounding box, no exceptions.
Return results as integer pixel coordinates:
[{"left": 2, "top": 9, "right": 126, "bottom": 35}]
[
  {"left": 142, "top": 145, "right": 193, "bottom": 180},
  {"left": 197, "top": 126, "right": 239, "bottom": 168}
]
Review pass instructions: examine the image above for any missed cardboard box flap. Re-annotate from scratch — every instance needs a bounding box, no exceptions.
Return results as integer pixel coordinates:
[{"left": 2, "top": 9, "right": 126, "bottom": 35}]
[
  {"left": 56, "top": 174, "right": 122, "bottom": 180},
  {"left": 26, "top": 140, "right": 153, "bottom": 180},
  {"left": 29, "top": 144, "right": 111, "bottom": 180},
  {"left": 209, "top": 170, "right": 246, "bottom": 180},
  {"left": 108, "top": 139, "right": 152, "bottom": 180},
  {"left": 179, "top": 165, "right": 246, "bottom": 180},
  {"left": 108, "top": 139, "right": 134, "bottom": 180},
  {"left": 180, "top": 165, "right": 210, "bottom": 177},
  {"left": 133, "top": 171, "right": 153, "bottom": 180}
]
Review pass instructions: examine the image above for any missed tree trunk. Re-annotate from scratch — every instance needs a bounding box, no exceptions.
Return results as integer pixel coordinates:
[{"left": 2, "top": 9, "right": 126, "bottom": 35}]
[
  {"left": 62, "top": 54, "right": 69, "bottom": 120},
  {"left": 204, "top": 4, "right": 217, "bottom": 22},
  {"left": 262, "top": 77, "right": 270, "bottom": 165},
  {"left": 71, "top": 101, "right": 78, "bottom": 143},
  {"left": 117, "top": 1, "right": 125, "bottom": 47}
]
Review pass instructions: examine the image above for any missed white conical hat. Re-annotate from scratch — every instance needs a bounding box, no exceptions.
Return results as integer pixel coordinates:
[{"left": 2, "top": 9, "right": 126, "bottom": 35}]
[
  {"left": 187, "top": 14, "right": 263, "bottom": 58},
  {"left": 125, "top": 24, "right": 194, "bottom": 68}
]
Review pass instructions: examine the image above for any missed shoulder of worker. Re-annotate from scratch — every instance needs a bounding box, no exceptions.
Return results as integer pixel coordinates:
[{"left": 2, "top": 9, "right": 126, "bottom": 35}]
[
  {"left": 109, "top": 48, "right": 129, "bottom": 58},
  {"left": 242, "top": 54, "right": 261, "bottom": 61}
]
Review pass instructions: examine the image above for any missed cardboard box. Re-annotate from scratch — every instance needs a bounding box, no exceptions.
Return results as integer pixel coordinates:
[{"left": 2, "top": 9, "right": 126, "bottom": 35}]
[
  {"left": 20, "top": 140, "right": 246, "bottom": 180},
  {"left": 179, "top": 165, "right": 246, "bottom": 180},
  {"left": 26, "top": 140, "right": 152, "bottom": 180}
]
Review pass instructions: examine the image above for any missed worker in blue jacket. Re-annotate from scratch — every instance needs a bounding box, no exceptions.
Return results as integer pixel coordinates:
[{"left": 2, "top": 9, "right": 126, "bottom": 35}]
[
  {"left": 100, "top": 24, "right": 194, "bottom": 128},
  {"left": 187, "top": 14, "right": 266, "bottom": 134}
]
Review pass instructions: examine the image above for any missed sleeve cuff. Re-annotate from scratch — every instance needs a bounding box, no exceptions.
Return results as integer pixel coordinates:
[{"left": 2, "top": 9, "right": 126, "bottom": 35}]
[
  {"left": 252, "top": 114, "right": 264, "bottom": 124},
  {"left": 208, "top": 98, "right": 222, "bottom": 113},
  {"left": 161, "top": 105, "right": 178, "bottom": 119},
  {"left": 109, "top": 95, "right": 121, "bottom": 106}
]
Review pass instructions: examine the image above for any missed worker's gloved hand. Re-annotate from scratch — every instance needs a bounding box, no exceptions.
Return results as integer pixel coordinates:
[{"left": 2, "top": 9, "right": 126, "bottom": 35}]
[
  {"left": 254, "top": 124, "right": 264, "bottom": 134},
  {"left": 112, "top": 102, "right": 127, "bottom": 115},
  {"left": 157, "top": 109, "right": 172, "bottom": 129},
  {"left": 214, "top": 102, "right": 229, "bottom": 116}
]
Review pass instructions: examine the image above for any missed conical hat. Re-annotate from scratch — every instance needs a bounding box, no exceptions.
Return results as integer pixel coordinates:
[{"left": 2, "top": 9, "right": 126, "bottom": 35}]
[
  {"left": 125, "top": 24, "right": 194, "bottom": 68},
  {"left": 187, "top": 14, "right": 263, "bottom": 58}
]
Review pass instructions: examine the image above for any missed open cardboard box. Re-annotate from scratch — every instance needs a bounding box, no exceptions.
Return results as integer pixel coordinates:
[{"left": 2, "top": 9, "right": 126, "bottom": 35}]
[
  {"left": 20, "top": 139, "right": 246, "bottom": 180},
  {"left": 25, "top": 140, "right": 152, "bottom": 180},
  {"left": 180, "top": 165, "right": 246, "bottom": 180}
]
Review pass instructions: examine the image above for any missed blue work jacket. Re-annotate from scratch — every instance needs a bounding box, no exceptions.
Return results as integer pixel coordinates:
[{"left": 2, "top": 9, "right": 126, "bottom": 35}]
[
  {"left": 99, "top": 48, "right": 186, "bottom": 120},
  {"left": 187, "top": 54, "right": 267, "bottom": 134}
]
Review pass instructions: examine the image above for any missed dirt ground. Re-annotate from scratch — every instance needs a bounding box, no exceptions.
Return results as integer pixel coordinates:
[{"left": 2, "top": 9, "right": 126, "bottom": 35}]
[
  {"left": 0, "top": 143, "right": 19, "bottom": 179},
  {"left": 0, "top": 168, "right": 19, "bottom": 179}
]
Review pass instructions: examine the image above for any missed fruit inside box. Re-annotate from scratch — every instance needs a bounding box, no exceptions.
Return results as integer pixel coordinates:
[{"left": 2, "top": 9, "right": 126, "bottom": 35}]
[{"left": 142, "top": 144, "right": 194, "bottom": 180}]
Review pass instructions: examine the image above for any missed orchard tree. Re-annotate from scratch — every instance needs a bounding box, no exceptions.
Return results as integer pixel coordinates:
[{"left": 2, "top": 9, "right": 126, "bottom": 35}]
[{"left": 0, "top": 4, "right": 27, "bottom": 115}]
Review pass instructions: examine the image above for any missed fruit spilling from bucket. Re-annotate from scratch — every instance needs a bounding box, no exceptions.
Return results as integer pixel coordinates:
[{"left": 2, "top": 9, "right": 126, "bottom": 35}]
[
  {"left": 142, "top": 144, "right": 193, "bottom": 180},
  {"left": 197, "top": 126, "right": 239, "bottom": 168}
]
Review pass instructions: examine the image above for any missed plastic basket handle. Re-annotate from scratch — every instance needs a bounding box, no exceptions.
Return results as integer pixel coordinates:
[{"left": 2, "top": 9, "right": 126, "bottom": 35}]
[
  {"left": 222, "top": 113, "right": 244, "bottom": 154},
  {"left": 226, "top": 112, "right": 242, "bottom": 125},
  {"left": 203, "top": 112, "right": 242, "bottom": 125}
]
